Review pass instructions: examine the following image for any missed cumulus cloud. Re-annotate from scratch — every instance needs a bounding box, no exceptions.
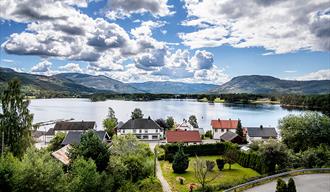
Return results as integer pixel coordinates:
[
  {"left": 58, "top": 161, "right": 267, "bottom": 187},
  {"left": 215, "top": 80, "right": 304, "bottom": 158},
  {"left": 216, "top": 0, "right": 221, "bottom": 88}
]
[
  {"left": 180, "top": 0, "right": 330, "bottom": 54},
  {"left": 105, "top": 0, "right": 174, "bottom": 20},
  {"left": 59, "top": 63, "right": 83, "bottom": 73},
  {"left": 190, "top": 50, "right": 214, "bottom": 70},
  {"left": 31, "top": 60, "right": 52, "bottom": 73},
  {"left": 296, "top": 69, "right": 330, "bottom": 80}
]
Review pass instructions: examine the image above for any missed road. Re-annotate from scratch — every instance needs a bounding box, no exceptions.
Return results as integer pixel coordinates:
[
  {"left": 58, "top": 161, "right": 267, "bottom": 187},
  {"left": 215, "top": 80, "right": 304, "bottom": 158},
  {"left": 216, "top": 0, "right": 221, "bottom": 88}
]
[{"left": 244, "top": 174, "right": 330, "bottom": 192}]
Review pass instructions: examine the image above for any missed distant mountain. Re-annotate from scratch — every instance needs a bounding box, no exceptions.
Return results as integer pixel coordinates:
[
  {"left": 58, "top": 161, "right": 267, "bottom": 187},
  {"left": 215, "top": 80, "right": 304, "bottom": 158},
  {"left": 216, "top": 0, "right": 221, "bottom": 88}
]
[
  {"left": 129, "top": 81, "right": 219, "bottom": 94},
  {"left": 0, "top": 67, "right": 101, "bottom": 94},
  {"left": 54, "top": 73, "right": 143, "bottom": 93},
  {"left": 210, "top": 75, "right": 330, "bottom": 94}
]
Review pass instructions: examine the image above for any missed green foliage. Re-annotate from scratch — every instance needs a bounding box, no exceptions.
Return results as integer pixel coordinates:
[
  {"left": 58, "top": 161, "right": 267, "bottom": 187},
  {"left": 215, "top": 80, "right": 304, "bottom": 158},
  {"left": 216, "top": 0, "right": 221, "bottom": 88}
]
[
  {"left": 280, "top": 94, "right": 330, "bottom": 112},
  {"left": 69, "top": 131, "right": 110, "bottom": 171},
  {"left": 276, "top": 178, "right": 288, "bottom": 192},
  {"left": 131, "top": 108, "right": 144, "bottom": 119},
  {"left": 236, "top": 120, "right": 243, "bottom": 137},
  {"left": 279, "top": 112, "right": 330, "bottom": 152},
  {"left": 300, "top": 144, "right": 330, "bottom": 168},
  {"left": 188, "top": 115, "right": 199, "bottom": 128},
  {"left": 206, "top": 160, "right": 215, "bottom": 171},
  {"left": 172, "top": 147, "right": 189, "bottom": 173},
  {"left": 216, "top": 159, "right": 225, "bottom": 171},
  {"left": 224, "top": 149, "right": 238, "bottom": 170},
  {"left": 0, "top": 79, "right": 33, "bottom": 157},
  {"left": 193, "top": 156, "right": 219, "bottom": 192},
  {"left": 117, "top": 181, "right": 139, "bottom": 192},
  {"left": 166, "top": 116, "right": 175, "bottom": 129},
  {"left": 155, "top": 118, "right": 169, "bottom": 130},
  {"left": 138, "top": 177, "right": 162, "bottom": 192},
  {"left": 103, "top": 107, "right": 118, "bottom": 137},
  {"left": 0, "top": 153, "right": 18, "bottom": 191},
  {"left": 13, "top": 148, "right": 67, "bottom": 192},
  {"left": 287, "top": 178, "right": 296, "bottom": 192},
  {"left": 47, "top": 132, "right": 66, "bottom": 151},
  {"left": 205, "top": 130, "right": 213, "bottom": 139}
]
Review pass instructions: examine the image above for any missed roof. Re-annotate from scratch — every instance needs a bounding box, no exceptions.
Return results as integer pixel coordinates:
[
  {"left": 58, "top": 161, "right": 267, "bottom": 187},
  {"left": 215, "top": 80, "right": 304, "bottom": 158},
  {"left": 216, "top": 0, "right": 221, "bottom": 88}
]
[
  {"left": 220, "top": 131, "right": 240, "bottom": 141},
  {"left": 45, "top": 128, "right": 54, "bottom": 135},
  {"left": 119, "top": 118, "right": 161, "bottom": 130},
  {"left": 166, "top": 130, "right": 202, "bottom": 143},
  {"left": 51, "top": 144, "right": 71, "bottom": 165},
  {"left": 31, "top": 130, "right": 44, "bottom": 138},
  {"left": 211, "top": 119, "right": 239, "bottom": 129},
  {"left": 176, "top": 120, "right": 194, "bottom": 130},
  {"left": 61, "top": 130, "right": 109, "bottom": 145},
  {"left": 54, "top": 121, "right": 95, "bottom": 131},
  {"left": 246, "top": 127, "right": 277, "bottom": 138},
  {"left": 117, "top": 121, "right": 124, "bottom": 129}
]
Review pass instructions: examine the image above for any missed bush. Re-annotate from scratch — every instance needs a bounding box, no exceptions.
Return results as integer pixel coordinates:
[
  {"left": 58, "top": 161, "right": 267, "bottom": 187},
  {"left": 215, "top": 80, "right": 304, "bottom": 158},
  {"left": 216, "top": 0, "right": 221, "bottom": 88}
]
[
  {"left": 206, "top": 160, "right": 215, "bottom": 171},
  {"left": 300, "top": 145, "right": 330, "bottom": 168},
  {"left": 216, "top": 159, "right": 225, "bottom": 171},
  {"left": 138, "top": 177, "right": 162, "bottom": 192},
  {"left": 172, "top": 147, "right": 189, "bottom": 173},
  {"left": 276, "top": 178, "right": 287, "bottom": 192},
  {"left": 47, "top": 132, "right": 66, "bottom": 151},
  {"left": 287, "top": 178, "right": 296, "bottom": 192},
  {"left": 205, "top": 130, "right": 213, "bottom": 139}
]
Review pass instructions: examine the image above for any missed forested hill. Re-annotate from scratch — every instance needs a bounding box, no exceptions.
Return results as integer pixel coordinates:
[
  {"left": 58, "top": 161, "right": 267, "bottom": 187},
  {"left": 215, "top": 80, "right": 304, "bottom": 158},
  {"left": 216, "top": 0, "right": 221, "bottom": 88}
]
[{"left": 210, "top": 75, "right": 330, "bottom": 95}]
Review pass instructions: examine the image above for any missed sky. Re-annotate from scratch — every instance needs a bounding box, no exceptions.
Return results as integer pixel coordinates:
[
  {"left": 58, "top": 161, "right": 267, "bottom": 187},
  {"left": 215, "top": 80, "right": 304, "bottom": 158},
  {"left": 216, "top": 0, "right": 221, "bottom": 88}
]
[{"left": 0, "top": 0, "right": 329, "bottom": 84}]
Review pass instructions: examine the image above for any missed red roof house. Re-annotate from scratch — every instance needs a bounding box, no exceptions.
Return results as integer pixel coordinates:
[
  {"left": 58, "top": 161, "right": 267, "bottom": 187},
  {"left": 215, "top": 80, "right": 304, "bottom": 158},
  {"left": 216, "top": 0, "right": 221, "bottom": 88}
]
[
  {"left": 166, "top": 130, "right": 202, "bottom": 144},
  {"left": 211, "top": 119, "right": 239, "bottom": 129}
]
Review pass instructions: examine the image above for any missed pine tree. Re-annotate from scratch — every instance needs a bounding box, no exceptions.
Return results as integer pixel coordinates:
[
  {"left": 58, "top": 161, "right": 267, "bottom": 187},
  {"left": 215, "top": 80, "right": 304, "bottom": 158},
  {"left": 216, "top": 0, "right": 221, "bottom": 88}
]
[
  {"left": 236, "top": 119, "right": 243, "bottom": 137},
  {"left": 287, "top": 178, "right": 296, "bottom": 192},
  {"left": 0, "top": 79, "right": 33, "bottom": 157},
  {"left": 172, "top": 147, "right": 189, "bottom": 173}
]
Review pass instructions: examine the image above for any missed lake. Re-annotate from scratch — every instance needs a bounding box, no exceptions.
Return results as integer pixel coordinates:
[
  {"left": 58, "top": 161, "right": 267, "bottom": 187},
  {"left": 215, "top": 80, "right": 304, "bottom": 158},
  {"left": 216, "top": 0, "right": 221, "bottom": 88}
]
[{"left": 28, "top": 98, "right": 304, "bottom": 131}]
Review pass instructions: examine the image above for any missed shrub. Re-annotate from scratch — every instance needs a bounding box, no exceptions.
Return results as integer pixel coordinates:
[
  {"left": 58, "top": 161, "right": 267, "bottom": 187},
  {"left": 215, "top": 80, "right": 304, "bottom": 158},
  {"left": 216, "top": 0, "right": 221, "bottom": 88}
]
[
  {"left": 172, "top": 147, "right": 189, "bottom": 173},
  {"left": 205, "top": 130, "right": 213, "bottom": 139},
  {"left": 276, "top": 178, "right": 287, "bottom": 192},
  {"left": 216, "top": 159, "right": 225, "bottom": 171},
  {"left": 138, "top": 177, "right": 162, "bottom": 192},
  {"left": 47, "top": 132, "right": 66, "bottom": 151},
  {"left": 206, "top": 160, "right": 215, "bottom": 171},
  {"left": 287, "top": 178, "right": 296, "bottom": 192}
]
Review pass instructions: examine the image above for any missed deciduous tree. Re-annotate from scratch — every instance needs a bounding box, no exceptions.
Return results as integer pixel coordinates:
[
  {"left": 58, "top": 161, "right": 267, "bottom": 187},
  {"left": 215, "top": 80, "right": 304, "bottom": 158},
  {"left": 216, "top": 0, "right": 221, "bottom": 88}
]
[{"left": 131, "top": 108, "right": 144, "bottom": 119}]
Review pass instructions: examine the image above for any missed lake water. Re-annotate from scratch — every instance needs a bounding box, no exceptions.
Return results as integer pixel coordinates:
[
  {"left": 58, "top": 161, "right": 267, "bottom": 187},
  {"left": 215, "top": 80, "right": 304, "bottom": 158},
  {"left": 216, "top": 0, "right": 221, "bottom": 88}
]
[{"left": 28, "top": 98, "right": 304, "bottom": 131}]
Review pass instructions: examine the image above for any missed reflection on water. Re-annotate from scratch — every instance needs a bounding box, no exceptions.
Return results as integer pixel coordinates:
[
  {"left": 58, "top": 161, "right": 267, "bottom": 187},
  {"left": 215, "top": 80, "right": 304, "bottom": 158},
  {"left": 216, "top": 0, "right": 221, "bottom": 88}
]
[{"left": 28, "top": 98, "right": 304, "bottom": 131}]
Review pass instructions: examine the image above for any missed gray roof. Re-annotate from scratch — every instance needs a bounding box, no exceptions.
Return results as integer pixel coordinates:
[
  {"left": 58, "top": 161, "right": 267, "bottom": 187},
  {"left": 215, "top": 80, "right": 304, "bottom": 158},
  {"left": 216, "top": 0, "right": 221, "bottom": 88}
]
[
  {"left": 119, "top": 118, "right": 161, "bottom": 130},
  {"left": 54, "top": 121, "right": 95, "bottom": 131},
  {"left": 46, "top": 128, "right": 55, "bottom": 135},
  {"left": 117, "top": 121, "right": 124, "bottom": 129},
  {"left": 246, "top": 127, "right": 277, "bottom": 138},
  {"left": 220, "top": 131, "right": 239, "bottom": 141},
  {"left": 61, "top": 130, "right": 109, "bottom": 145}
]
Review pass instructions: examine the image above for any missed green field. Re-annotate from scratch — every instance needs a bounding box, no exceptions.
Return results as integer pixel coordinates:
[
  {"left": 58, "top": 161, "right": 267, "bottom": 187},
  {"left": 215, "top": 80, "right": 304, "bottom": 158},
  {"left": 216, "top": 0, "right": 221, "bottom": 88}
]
[{"left": 160, "top": 156, "right": 260, "bottom": 192}]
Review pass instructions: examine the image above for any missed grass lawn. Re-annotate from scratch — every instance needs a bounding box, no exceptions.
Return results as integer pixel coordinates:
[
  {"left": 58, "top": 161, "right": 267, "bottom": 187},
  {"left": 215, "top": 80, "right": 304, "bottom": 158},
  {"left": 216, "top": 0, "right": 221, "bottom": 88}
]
[{"left": 160, "top": 156, "right": 260, "bottom": 192}]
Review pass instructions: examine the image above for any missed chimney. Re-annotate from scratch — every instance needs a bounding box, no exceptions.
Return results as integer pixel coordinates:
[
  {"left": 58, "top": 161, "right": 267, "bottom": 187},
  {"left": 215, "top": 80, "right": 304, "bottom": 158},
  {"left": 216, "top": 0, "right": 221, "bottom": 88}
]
[
  {"left": 260, "top": 125, "right": 263, "bottom": 129},
  {"left": 148, "top": 116, "right": 151, "bottom": 120},
  {"left": 218, "top": 118, "right": 220, "bottom": 121}
]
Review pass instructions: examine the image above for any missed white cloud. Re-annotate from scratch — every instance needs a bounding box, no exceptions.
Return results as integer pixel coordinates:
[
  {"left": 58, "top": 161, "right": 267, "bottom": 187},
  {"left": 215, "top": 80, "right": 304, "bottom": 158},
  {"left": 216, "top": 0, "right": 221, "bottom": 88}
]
[
  {"left": 296, "top": 69, "right": 330, "bottom": 80},
  {"left": 31, "top": 60, "right": 52, "bottom": 73},
  {"left": 131, "top": 20, "right": 165, "bottom": 38},
  {"left": 180, "top": 0, "right": 330, "bottom": 54},
  {"left": 284, "top": 70, "right": 297, "bottom": 73},
  {"left": 190, "top": 50, "right": 214, "bottom": 70},
  {"left": 59, "top": 63, "right": 83, "bottom": 73},
  {"left": 105, "top": 0, "right": 174, "bottom": 20},
  {"left": 2, "top": 59, "right": 14, "bottom": 63}
]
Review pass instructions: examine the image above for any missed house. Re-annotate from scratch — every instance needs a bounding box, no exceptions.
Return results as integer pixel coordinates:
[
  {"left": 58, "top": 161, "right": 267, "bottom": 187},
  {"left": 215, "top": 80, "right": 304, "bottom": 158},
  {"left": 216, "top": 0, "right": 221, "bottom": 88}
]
[
  {"left": 220, "top": 131, "right": 244, "bottom": 144},
  {"left": 166, "top": 130, "right": 202, "bottom": 144},
  {"left": 211, "top": 119, "right": 239, "bottom": 139},
  {"left": 61, "top": 130, "right": 110, "bottom": 146},
  {"left": 54, "top": 121, "right": 96, "bottom": 134},
  {"left": 177, "top": 119, "right": 205, "bottom": 135},
  {"left": 117, "top": 117, "right": 163, "bottom": 140},
  {"left": 245, "top": 126, "right": 278, "bottom": 142}
]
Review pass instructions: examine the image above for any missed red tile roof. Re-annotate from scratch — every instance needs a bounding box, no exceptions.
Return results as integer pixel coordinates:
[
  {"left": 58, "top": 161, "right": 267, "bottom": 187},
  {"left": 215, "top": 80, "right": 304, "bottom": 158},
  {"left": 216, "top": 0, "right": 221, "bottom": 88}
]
[
  {"left": 211, "top": 119, "right": 238, "bottom": 129},
  {"left": 166, "top": 130, "right": 201, "bottom": 143}
]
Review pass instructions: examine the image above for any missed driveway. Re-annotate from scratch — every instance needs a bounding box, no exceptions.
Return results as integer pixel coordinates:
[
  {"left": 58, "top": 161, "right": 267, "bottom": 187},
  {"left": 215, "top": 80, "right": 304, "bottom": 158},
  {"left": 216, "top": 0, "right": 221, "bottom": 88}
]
[{"left": 244, "top": 174, "right": 330, "bottom": 192}]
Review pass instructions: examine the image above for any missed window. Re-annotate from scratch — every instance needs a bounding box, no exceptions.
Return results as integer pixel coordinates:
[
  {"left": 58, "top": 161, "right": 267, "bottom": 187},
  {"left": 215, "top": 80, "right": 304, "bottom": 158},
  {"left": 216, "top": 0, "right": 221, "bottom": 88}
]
[
  {"left": 221, "top": 129, "right": 224, "bottom": 132},
  {"left": 152, "top": 135, "right": 158, "bottom": 139},
  {"left": 139, "top": 129, "right": 142, "bottom": 133},
  {"left": 156, "top": 129, "right": 158, "bottom": 133},
  {"left": 122, "top": 130, "right": 125, "bottom": 133},
  {"left": 215, "top": 129, "right": 218, "bottom": 133},
  {"left": 145, "top": 129, "right": 148, "bottom": 133},
  {"left": 143, "top": 135, "right": 148, "bottom": 139}
]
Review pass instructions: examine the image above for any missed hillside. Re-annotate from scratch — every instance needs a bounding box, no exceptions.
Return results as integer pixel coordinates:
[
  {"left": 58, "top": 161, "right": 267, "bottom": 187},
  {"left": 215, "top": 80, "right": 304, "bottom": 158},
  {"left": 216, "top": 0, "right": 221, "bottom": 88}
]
[
  {"left": 210, "top": 75, "right": 330, "bottom": 94},
  {"left": 0, "top": 67, "right": 101, "bottom": 94},
  {"left": 54, "top": 73, "right": 143, "bottom": 93},
  {"left": 129, "top": 81, "right": 219, "bottom": 94}
]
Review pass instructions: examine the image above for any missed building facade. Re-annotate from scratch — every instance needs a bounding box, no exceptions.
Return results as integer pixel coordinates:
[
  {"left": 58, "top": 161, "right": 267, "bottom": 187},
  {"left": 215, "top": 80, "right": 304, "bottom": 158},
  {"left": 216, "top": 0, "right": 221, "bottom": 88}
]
[{"left": 211, "top": 119, "right": 239, "bottom": 140}]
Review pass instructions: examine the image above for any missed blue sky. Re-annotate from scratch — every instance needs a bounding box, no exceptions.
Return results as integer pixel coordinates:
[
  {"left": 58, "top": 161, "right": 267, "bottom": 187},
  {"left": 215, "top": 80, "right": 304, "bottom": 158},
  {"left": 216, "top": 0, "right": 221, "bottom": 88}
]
[{"left": 0, "top": 0, "right": 329, "bottom": 84}]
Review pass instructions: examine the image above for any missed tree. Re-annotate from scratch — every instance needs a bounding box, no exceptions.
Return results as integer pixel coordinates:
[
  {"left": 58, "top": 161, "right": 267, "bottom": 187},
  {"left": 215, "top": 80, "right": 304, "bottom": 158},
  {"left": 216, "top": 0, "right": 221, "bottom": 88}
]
[
  {"left": 300, "top": 144, "right": 330, "bottom": 168},
  {"left": 216, "top": 159, "right": 225, "bottom": 171},
  {"left": 276, "top": 178, "right": 288, "bottom": 192},
  {"left": 155, "top": 119, "right": 169, "bottom": 130},
  {"left": 166, "top": 116, "right": 175, "bottom": 129},
  {"left": 236, "top": 119, "right": 243, "bottom": 137},
  {"left": 279, "top": 112, "right": 330, "bottom": 152},
  {"left": 193, "top": 156, "right": 219, "bottom": 192},
  {"left": 287, "top": 178, "right": 296, "bottom": 192},
  {"left": 205, "top": 130, "right": 213, "bottom": 139},
  {"left": 0, "top": 79, "right": 33, "bottom": 157},
  {"left": 224, "top": 149, "right": 237, "bottom": 170},
  {"left": 172, "top": 147, "right": 189, "bottom": 173},
  {"left": 206, "top": 160, "right": 215, "bottom": 171},
  {"left": 103, "top": 107, "right": 118, "bottom": 137},
  {"left": 47, "top": 132, "right": 66, "bottom": 151},
  {"left": 259, "top": 140, "right": 289, "bottom": 174},
  {"left": 131, "top": 108, "right": 144, "bottom": 119},
  {"left": 188, "top": 115, "right": 198, "bottom": 128},
  {"left": 69, "top": 131, "right": 110, "bottom": 171}
]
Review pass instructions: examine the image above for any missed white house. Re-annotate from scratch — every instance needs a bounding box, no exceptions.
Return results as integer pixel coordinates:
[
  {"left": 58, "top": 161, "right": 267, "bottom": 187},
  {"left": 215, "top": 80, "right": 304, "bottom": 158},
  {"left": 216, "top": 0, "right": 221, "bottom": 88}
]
[
  {"left": 117, "top": 117, "right": 163, "bottom": 140},
  {"left": 211, "top": 119, "right": 239, "bottom": 140},
  {"left": 245, "top": 126, "right": 278, "bottom": 143},
  {"left": 177, "top": 119, "right": 205, "bottom": 135}
]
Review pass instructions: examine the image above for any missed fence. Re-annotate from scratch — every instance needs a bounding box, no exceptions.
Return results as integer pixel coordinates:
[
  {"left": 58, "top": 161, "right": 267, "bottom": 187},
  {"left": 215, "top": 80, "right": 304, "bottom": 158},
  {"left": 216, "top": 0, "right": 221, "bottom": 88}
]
[{"left": 223, "top": 168, "right": 330, "bottom": 192}]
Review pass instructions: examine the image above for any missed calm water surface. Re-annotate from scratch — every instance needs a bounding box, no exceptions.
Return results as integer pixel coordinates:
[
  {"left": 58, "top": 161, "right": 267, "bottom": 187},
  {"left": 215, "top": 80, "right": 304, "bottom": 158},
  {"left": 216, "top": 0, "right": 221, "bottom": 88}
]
[{"left": 29, "top": 98, "right": 304, "bottom": 131}]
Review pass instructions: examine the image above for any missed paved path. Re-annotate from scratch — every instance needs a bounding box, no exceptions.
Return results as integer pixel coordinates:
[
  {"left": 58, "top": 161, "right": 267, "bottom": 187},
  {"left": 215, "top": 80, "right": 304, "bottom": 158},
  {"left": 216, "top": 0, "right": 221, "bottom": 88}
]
[{"left": 244, "top": 174, "right": 330, "bottom": 192}]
